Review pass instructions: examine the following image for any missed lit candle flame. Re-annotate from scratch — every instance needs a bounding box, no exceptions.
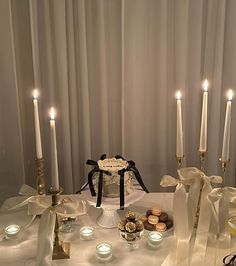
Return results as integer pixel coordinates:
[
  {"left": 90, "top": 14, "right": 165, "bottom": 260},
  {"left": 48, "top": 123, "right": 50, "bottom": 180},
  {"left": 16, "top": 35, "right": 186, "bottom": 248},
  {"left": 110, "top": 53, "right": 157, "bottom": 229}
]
[
  {"left": 202, "top": 79, "right": 209, "bottom": 92},
  {"left": 227, "top": 89, "right": 233, "bottom": 101},
  {"left": 176, "top": 91, "right": 182, "bottom": 100},
  {"left": 50, "top": 107, "right": 56, "bottom": 120},
  {"left": 33, "top": 89, "right": 39, "bottom": 99}
]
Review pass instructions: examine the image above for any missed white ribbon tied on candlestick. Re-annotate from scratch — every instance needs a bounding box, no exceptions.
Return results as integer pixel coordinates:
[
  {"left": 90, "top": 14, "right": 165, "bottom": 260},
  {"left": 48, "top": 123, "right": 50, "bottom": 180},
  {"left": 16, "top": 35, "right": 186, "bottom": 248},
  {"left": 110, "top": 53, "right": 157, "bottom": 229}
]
[
  {"left": 161, "top": 167, "right": 222, "bottom": 266},
  {"left": 204, "top": 187, "right": 236, "bottom": 265},
  {"left": 160, "top": 172, "right": 190, "bottom": 266},
  {"left": 7, "top": 184, "right": 87, "bottom": 266}
]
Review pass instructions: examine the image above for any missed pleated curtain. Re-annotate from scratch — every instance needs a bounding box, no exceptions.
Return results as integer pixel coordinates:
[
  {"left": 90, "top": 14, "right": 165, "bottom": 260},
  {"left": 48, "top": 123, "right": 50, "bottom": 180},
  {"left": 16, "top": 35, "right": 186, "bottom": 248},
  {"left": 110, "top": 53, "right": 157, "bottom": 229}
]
[{"left": 0, "top": 0, "right": 236, "bottom": 204}]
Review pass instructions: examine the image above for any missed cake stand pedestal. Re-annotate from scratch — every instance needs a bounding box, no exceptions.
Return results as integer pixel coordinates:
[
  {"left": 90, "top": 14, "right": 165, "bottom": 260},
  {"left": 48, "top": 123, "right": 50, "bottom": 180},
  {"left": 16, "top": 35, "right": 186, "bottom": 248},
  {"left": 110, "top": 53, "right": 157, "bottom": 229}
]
[{"left": 82, "top": 187, "right": 145, "bottom": 228}]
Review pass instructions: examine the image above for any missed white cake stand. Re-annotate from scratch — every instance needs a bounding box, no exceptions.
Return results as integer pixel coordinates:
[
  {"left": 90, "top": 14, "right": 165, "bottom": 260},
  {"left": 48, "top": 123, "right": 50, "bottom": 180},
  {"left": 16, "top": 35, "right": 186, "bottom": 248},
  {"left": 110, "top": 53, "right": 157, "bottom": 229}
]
[{"left": 82, "top": 187, "right": 146, "bottom": 228}]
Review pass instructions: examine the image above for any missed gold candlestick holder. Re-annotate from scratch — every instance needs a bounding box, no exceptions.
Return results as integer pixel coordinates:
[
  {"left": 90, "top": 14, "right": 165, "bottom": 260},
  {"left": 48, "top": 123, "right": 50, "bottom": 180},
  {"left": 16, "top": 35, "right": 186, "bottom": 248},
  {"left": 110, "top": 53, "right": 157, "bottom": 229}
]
[
  {"left": 49, "top": 187, "right": 70, "bottom": 260},
  {"left": 194, "top": 151, "right": 206, "bottom": 228},
  {"left": 219, "top": 158, "right": 230, "bottom": 185},
  {"left": 36, "top": 158, "right": 46, "bottom": 195},
  {"left": 176, "top": 156, "right": 184, "bottom": 169}
]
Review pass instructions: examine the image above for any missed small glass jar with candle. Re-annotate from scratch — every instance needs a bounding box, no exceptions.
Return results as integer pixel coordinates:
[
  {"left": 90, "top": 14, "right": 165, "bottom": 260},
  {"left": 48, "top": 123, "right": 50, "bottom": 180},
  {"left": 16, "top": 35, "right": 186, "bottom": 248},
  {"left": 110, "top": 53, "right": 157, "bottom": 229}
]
[
  {"left": 96, "top": 242, "right": 112, "bottom": 261},
  {"left": 80, "top": 226, "right": 94, "bottom": 240},
  {"left": 4, "top": 224, "right": 21, "bottom": 239},
  {"left": 148, "top": 231, "right": 163, "bottom": 248}
]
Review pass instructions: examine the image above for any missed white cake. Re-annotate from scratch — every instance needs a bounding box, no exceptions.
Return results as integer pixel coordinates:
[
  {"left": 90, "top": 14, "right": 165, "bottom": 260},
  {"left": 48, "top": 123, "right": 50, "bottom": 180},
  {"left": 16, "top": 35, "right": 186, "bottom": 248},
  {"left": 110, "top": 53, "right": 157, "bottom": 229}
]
[{"left": 92, "top": 158, "right": 134, "bottom": 197}]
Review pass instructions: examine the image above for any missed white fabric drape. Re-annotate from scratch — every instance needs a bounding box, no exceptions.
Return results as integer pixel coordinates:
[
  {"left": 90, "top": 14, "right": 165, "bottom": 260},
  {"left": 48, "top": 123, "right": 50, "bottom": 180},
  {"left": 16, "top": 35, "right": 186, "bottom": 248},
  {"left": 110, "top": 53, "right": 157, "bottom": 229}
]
[{"left": 0, "top": 0, "right": 236, "bottom": 204}]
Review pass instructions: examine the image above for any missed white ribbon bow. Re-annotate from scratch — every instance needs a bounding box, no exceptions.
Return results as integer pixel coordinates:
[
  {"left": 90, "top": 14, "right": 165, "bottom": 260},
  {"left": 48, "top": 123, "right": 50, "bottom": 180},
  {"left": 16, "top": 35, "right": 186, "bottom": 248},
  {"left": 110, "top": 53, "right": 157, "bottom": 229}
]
[
  {"left": 6, "top": 184, "right": 87, "bottom": 266},
  {"left": 161, "top": 167, "right": 222, "bottom": 266},
  {"left": 203, "top": 187, "right": 236, "bottom": 265}
]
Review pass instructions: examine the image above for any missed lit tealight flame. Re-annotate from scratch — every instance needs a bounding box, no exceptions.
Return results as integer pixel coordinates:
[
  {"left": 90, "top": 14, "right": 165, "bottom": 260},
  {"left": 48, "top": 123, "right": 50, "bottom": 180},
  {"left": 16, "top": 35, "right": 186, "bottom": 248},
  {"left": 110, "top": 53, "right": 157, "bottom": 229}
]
[
  {"left": 33, "top": 89, "right": 39, "bottom": 99},
  {"left": 176, "top": 91, "right": 182, "bottom": 100},
  {"left": 227, "top": 89, "right": 233, "bottom": 101},
  {"left": 50, "top": 107, "right": 56, "bottom": 120},
  {"left": 202, "top": 79, "right": 209, "bottom": 92}
]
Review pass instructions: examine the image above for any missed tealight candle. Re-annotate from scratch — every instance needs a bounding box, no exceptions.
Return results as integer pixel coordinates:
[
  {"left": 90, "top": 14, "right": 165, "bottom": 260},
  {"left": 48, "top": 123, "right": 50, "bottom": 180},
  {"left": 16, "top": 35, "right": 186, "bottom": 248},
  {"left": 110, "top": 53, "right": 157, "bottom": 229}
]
[
  {"left": 5, "top": 224, "right": 21, "bottom": 238},
  {"left": 148, "top": 231, "right": 163, "bottom": 248},
  {"left": 80, "top": 226, "right": 94, "bottom": 240},
  {"left": 96, "top": 242, "right": 112, "bottom": 261}
]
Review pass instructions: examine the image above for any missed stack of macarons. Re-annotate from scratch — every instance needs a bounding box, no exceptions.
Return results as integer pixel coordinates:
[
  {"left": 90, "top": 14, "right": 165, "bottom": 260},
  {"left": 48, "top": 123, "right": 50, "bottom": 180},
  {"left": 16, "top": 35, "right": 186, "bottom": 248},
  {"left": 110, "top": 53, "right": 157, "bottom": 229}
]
[{"left": 139, "top": 205, "right": 173, "bottom": 232}]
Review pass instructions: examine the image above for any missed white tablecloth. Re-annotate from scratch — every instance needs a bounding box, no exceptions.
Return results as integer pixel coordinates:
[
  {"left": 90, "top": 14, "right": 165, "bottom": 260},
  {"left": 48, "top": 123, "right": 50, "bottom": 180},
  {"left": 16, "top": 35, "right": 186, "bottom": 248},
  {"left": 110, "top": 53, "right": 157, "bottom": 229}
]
[
  {"left": 0, "top": 193, "right": 175, "bottom": 266},
  {"left": 0, "top": 192, "right": 235, "bottom": 266}
]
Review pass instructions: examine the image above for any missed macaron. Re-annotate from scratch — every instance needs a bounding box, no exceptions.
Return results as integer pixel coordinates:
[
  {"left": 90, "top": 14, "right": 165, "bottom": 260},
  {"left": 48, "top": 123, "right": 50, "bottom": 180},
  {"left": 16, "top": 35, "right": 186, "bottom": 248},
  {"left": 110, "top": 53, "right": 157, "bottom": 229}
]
[
  {"left": 143, "top": 221, "right": 156, "bottom": 231},
  {"left": 165, "top": 219, "right": 173, "bottom": 229},
  {"left": 139, "top": 215, "right": 148, "bottom": 222},
  {"left": 156, "top": 222, "right": 167, "bottom": 232},
  {"left": 146, "top": 210, "right": 153, "bottom": 216},
  {"left": 151, "top": 206, "right": 162, "bottom": 216},
  {"left": 159, "top": 212, "right": 168, "bottom": 222},
  {"left": 148, "top": 215, "right": 159, "bottom": 225}
]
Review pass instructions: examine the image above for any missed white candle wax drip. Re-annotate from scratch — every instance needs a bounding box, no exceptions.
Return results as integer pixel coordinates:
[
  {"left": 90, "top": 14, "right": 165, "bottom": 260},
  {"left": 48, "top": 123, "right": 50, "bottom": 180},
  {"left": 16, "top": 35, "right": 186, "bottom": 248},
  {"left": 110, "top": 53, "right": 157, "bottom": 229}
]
[
  {"left": 176, "top": 91, "right": 184, "bottom": 157},
  {"left": 199, "top": 79, "right": 209, "bottom": 152},
  {"left": 50, "top": 107, "right": 59, "bottom": 191},
  {"left": 222, "top": 89, "right": 233, "bottom": 162},
  {"left": 33, "top": 89, "right": 43, "bottom": 159}
]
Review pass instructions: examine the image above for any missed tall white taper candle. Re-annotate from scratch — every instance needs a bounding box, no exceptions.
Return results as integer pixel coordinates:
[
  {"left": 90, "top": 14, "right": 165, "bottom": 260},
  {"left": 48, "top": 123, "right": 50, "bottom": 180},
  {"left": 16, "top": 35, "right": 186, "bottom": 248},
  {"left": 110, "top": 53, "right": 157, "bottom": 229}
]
[
  {"left": 222, "top": 89, "right": 233, "bottom": 162},
  {"left": 50, "top": 107, "right": 59, "bottom": 191},
  {"left": 176, "top": 91, "right": 183, "bottom": 157},
  {"left": 199, "top": 80, "right": 209, "bottom": 152},
  {"left": 33, "top": 90, "right": 43, "bottom": 159}
]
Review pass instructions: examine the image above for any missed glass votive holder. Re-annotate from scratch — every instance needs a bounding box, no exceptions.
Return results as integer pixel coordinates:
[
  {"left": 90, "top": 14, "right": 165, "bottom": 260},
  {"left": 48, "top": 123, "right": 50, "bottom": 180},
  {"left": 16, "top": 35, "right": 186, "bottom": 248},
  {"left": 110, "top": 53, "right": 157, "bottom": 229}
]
[
  {"left": 147, "top": 231, "right": 163, "bottom": 248},
  {"left": 96, "top": 242, "right": 112, "bottom": 261},
  {"left": 80, "top": 226, "right": 94, "bottom": 240},
  {"left": 4, "top": 224, "right": 21, "bottom": 239}
]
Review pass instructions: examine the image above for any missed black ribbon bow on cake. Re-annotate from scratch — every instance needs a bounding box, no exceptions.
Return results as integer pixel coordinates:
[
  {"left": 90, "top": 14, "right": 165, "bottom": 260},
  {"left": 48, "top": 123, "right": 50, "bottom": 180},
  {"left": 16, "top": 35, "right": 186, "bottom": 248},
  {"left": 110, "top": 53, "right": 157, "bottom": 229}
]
[{"left": 76, "top": 154, "right": 149, "bottom": 210}]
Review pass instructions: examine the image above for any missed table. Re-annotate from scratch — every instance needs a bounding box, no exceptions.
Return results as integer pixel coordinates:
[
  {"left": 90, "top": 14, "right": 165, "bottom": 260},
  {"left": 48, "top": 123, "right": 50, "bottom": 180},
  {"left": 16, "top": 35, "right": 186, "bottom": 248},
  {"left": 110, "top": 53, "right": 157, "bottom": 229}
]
[
  {"left": 1, "top": 192, "right": 235, "bottom": 265},
  {"left": 0, "top": 193, "right": 174, "bottom": 266}
]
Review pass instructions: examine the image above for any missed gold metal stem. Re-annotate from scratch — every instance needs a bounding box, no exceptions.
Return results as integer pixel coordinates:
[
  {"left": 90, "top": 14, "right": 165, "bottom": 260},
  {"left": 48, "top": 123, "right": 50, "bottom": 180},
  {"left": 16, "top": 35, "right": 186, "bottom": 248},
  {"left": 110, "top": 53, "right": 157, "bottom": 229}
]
[
  {"left": 35, "top": 158, "right": 46, "bottom": 195},
  {"left": 194, "top": 151, "right": 206, "bottom": 228},
  {"left": 49, "top": 188, "right": 70, "bottom": 260},
  {"left": 52, "top": 213, "right": 70, "bottom": 260},
  {"left": 176, "top": 156, "right": 184, "bottom": 169},
  {"left": 199, "top": 151, "right": 206, "bottom": 172},
  {"left": 194, "top": 178, "right": 203, "bottom": 228},
  {"left": 219, "top": 158, "right": 230, "bottom": 186}
]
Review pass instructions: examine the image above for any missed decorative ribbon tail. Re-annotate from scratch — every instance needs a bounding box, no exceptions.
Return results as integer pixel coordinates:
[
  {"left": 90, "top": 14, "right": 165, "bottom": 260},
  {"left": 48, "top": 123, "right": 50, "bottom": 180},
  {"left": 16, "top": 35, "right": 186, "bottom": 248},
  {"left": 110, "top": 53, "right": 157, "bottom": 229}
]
[
  {"left": 88, "top": 168, "right": 97, "bottom": 196},
  {"left": 119, "top": 171, "right": 125, "bottom": 210},
  {"left": 36, "top": 208, "right": 56, "bottom": 266},
  {"left": 96, "top": 171, "right": 103, "bottom": 207},
  {"left": 131, "top": 166, "right": 149, "bottom": 193},
  {"left": 76, "top": 182, "right": 89, "bottom": 194}
]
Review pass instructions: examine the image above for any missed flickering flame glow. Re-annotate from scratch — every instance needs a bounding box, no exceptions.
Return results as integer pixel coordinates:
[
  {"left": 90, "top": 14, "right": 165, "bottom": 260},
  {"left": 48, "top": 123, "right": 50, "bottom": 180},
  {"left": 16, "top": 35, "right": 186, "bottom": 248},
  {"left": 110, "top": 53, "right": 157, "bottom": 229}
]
[
  {"left": 227, "top": 89, "right": 233, "bottom": 101},
  {"left": 176, "top": 91, "right": 182, "bottom": 100},
  {"left": 50, "top": 107, "right": 56, "bottom": 120},
  {"left": 33, "top": 89, "right": 39, "bottom": 99},
  {"left": 202, "top": 79, "right": 209, "bottom": 92}
]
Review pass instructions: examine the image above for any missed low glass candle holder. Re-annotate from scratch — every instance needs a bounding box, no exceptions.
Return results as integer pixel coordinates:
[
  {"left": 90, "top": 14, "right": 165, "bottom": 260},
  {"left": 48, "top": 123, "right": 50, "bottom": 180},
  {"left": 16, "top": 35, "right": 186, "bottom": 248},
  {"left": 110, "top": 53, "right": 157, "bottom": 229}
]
[
  {"left": 5, "top": 224, "right": 21, "bottom": 238},
  {"left": 96, "top": 242, "right": 112, "bottom": 261},
  {"left": 80, "top": 226, "right": 94, "bottom": 240},
  {"left": 148, "top": 231, "right": 163, "bottom": 248}
]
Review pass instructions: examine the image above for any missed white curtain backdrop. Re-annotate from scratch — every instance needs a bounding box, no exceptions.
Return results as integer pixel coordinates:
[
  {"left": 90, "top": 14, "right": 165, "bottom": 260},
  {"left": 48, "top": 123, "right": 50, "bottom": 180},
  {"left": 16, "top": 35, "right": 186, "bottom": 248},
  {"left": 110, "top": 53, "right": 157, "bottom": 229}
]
[{"left": 0, "top": 0, "right": 236, "bottom": 204}]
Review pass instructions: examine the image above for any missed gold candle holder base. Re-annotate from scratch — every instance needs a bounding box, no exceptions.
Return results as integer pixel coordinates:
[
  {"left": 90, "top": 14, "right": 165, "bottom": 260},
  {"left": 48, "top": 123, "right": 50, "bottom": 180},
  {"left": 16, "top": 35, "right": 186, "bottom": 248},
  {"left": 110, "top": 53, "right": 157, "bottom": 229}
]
[
  {"left": 176, "top": 156, "right": 184, "bottom": 169},
  {"left": 52, "top": 213, "right": 70, "bottom": 260},
  {"left": 36, "top": 158, "right": 46, "bottom": 195},
  {"left": 49, "top": 188, "right": 71, "bottom": 260}
]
